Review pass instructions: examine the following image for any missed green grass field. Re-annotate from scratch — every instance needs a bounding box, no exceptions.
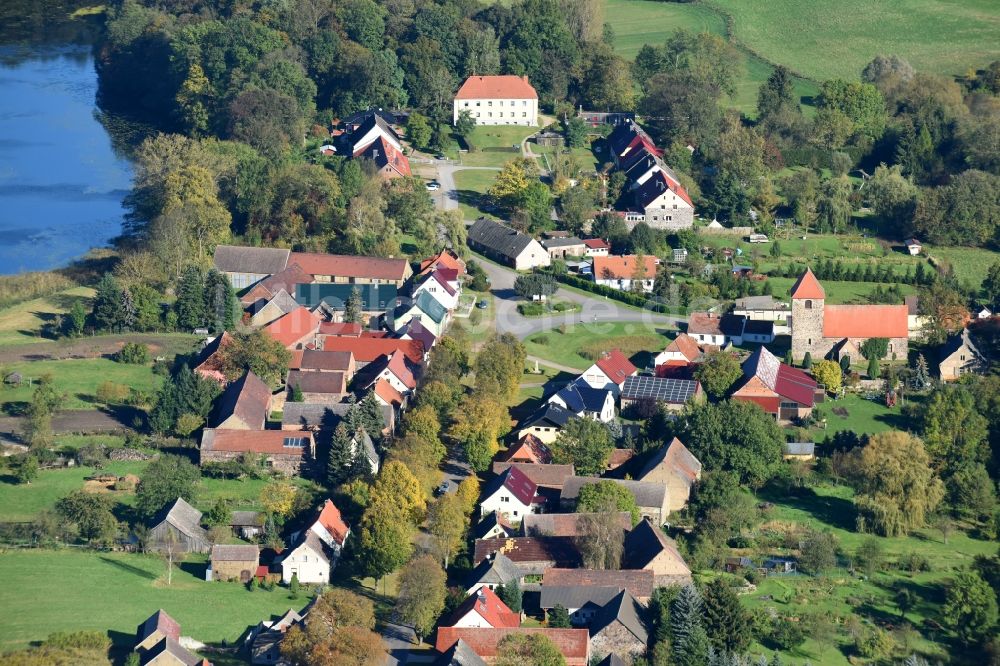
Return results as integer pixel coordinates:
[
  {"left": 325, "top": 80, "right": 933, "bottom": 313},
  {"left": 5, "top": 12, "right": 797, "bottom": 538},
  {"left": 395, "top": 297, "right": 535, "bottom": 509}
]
[
  {"left": 453, "top": 125, "right": 538, "bottom": 168},
  {"left": 0, "top": 549, "right": 304, "bottom": 652},
  {"left": 766, "top": 277, "right": 916, "bottom": 305},
  {"left": 925, "top": 245, "right": 1000, "bottom": 291},
  {"left": 523, "top": 321, "right": 672, "bottom": 370},
  {"left": 0, "top": 458, "right": 318, "bottom": 524},
  {"left": 705, "top": 0, "right": 1000, "bottom": 83},
  {"left": 603, "top": 0, "right": 819, "bottom": 114},
  {"left": 452, "top": 169, "right": 499, "bottom": 221},
  {"left": 0, "top": 286, "right": 94, "bottom": 346},
  {"left": 811, "top": 393, "right": 906, "bottom": 438},
  {"left": 0, "top": 358, "right": 163, "bottom": 411}
]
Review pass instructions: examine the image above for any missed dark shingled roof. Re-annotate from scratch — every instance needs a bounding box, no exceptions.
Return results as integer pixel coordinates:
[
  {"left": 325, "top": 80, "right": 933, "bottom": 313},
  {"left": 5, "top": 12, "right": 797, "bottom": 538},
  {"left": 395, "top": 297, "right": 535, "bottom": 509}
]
[
  {"left": 467, "top": 553, "right": 521, "bottom": 589},
  {"left": 150, "top": 498, "right": 207, "bottom": 541},
  {"left": 473, "top": 536, "right": 581, "bottom": 568},
  {"left": 468, "top": 218, "right": 537, "bottom": 260},
  {"left": 212, "top": 370, "right": 271, "bottom": 429},
  {"left": 539, "top": 584, "right": 622, "bottom": 611},
  {"left": 623, "top": 519, "right": 691, "bottom": 580},
  {"left": 213, "top": 245, "right": 290, "bottom": 276},
  {"left": 518, "top": 403, "right": 574, "bottom": 430},
  {"left": 542, "top": 568, "right": 654, "bottom": 599},
  {"left": 521, "top": 512, "right": 631, "bottom": 538},
  {"left": 281, "top": 402, "right": 393, "bottom": 433},
  {"left": 589, "top": 589, "right": 649, "bottom": 645}
]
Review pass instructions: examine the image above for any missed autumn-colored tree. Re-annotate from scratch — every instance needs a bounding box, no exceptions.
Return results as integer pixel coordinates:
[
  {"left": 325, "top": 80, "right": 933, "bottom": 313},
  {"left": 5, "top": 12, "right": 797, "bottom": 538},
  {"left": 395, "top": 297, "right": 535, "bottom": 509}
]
[
  {"left": 358, "top": 498, "right": 414, "bottom": 590},
  {"left": 428, "top": 493, "right": 466, "bottom": 567},
  {"left": 448, "top": 394, "right": 510, "bottom": 471},
  {"left": 403, "top": 405, "right": 442, "bottom": 443},
  {"left": 812, "top": 359, "right": 843, "bottom": 394},
  {"left": 474, "top": 334, "right": 527, "bottom": 401},
  {"left": 370, "top": 460, "right": 426, "bottom": 524},
  {"left": 387, "top": 433, "right": 444, "bottom": 499},
  {"left": 456, "top": 476, "right": 481, "bottom": 516},
  {"left": 260, "top": 480, "right": 298, "bottom": 520},
  {"left": 281, "top": 588, "right": 383, "bottom": 666}
]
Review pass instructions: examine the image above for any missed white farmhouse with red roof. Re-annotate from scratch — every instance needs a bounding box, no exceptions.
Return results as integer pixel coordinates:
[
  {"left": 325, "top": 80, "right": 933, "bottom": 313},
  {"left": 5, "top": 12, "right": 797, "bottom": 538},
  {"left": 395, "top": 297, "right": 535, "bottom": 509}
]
[
  {"left": 579, "top": 349, "right": 638, "bottom": 397},
  {"left": 441, "top": 587, "right": 521, "bottom": 629},
  {"left": 789, "top": 268, "right": 909, "bottom": 362},
  {"left": 453, "top": 75, "right": 538, "bottom": 126},
  {"left": 479, "top": 465, "right": 545, "bottom": 520}
]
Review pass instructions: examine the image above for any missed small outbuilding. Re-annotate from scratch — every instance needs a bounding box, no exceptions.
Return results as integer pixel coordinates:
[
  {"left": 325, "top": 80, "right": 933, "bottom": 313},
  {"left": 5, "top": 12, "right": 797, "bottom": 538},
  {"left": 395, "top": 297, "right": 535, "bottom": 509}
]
[{"left": 211, "top": 544, "right": 260, "bottom": 582}]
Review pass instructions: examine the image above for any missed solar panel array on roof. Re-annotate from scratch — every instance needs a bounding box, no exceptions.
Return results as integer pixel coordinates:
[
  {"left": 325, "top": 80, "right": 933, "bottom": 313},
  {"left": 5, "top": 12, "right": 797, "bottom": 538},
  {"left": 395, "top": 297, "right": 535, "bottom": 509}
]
[{"left": 621, "top": 375, "right": 698, "bottom": 404}]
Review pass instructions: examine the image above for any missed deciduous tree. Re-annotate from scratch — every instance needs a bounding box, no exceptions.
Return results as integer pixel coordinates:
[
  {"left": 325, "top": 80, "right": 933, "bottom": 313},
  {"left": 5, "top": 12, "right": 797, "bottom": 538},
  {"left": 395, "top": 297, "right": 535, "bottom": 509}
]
[
  {"left": 693, "top": 351, "right": 742, "bottom": 400},
  {"left": 551, "top": 417, "right": 613, "bottom": 476},
  {"left": 216, "top": 329, "right": 292, "bottom": 386},
  {"left": 942, "top": 570, "right": 998, "bottom": 646},
  {"left": 135, "top": 454, "right": 200, "bottom": 519},
  {"left": 576, "top": 480, "right": 640, "bottom": 525},
  {"left": 395, "top": 554, "right": 447, "bottom": 643},
  {"left": 495, "top": 632, "right": 564, "bottom": 666}
]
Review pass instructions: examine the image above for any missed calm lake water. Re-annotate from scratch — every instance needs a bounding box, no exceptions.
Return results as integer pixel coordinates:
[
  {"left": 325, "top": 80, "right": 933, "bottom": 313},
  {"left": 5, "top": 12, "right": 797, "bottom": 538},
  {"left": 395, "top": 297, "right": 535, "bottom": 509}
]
[{"left": 0, "top": 45, "right": 131, "bottom": 274}]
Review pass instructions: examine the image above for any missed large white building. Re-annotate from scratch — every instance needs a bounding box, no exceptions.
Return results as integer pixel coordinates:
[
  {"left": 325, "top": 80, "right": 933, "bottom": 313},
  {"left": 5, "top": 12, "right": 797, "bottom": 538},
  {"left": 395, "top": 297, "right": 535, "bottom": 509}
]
[{"left": 453, "top": 75, "right": 538, "bottom": 126}]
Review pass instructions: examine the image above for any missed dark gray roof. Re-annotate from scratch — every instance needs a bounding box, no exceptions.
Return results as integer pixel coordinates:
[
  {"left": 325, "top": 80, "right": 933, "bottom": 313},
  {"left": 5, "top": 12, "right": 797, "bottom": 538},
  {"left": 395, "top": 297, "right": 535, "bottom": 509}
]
[
  {"left": 596, "top": 655, "right": 628, "bottom": 666},
  {"left": 552, "top": 383, "right": 611, "bottom": 414},
  {"left": 590, "top": 589, "right": 648, "bottom": 644},
  {"left": 734, "top": 295, "right": 787, "bottom": 311},
  {"left": 152, "top": 498, "right": 205, "bottom": 538},
  {"left": 467, "top": 553, "right": 520, "bottom": 588},
  {"left": 213, "top": 245, "right": 290, "bottom": 276},
  {"left": 295, "top": 283, "right": 398, "bottom": 310},
  {"left": 621, "top": 375, "right": 699, "bottom": 404},
  {"left": 623, "top": 520, "right": 689, "bottom": 577},
  {"left": 349, "top": 111, "right": 402, "bottom": 149},
  {"left": 519, "top": 403, "right": 574, "bottom": 430},
  {"left": 261, "top": 289, "right": 299, "bottom": 316},
  {"left": 743, "top": 319, "right": 774, "bottom": 335},
  {"left": 231, "top": 511, "right": 263, "bottom": 527},
  {"left": 468, "top": 218, "right": 537, "bottom": 260},
  {"left": 397, "top": 291, "right": 447, "bottom": 325},
  {"left": 435, "top": 638, "right": 488, "bottom": 666},
  {"left": 941, "top": 327, "right": 984, "bottom": 362},
  {"left": 540, "top": 585, "right": 621, "bottom": 610},
  {"left": 282, "top": 401, "right": 394, "bottom": 432},
  {"left": 473, "top": 511, "right": 515, "bottom": 540},
  {"left": 560, "top": 477, "right": 667, "bottom": 509},
  {"left": 542, "top": 236, "right": 585, "bottom": 249}
]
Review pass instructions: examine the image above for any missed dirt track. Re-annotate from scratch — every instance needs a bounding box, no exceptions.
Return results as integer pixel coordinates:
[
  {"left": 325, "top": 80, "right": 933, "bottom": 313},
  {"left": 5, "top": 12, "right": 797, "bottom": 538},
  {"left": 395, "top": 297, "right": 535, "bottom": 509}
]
[{"left": 0, "top": 333, "right": 199, "bottom": 364}]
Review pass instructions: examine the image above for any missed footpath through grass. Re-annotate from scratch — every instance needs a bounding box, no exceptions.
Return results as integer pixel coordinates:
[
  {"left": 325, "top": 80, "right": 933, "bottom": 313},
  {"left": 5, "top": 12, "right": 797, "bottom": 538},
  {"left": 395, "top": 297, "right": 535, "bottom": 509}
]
[{"left": 0, "top": 549, "right": 303, "bottom": 652}]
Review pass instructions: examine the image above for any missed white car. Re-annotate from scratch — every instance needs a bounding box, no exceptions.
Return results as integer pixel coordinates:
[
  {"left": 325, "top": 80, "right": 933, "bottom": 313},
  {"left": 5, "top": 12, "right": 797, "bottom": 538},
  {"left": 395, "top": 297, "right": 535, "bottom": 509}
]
[{"left": 425, "top": 181, "right": 440, "bottom": 191}]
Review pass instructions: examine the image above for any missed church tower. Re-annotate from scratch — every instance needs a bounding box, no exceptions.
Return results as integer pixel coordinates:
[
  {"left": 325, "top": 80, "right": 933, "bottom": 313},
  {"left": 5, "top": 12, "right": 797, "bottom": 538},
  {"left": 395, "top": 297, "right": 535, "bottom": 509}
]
[{"left": 789, "top": 268, "right": 826, "bottom": 361}]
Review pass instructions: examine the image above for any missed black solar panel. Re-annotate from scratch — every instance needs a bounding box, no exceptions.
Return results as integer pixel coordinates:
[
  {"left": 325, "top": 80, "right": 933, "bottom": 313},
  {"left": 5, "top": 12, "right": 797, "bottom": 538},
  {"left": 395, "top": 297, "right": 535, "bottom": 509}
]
[{"left": 622, "top": 375, "right": 698, "bottom": 403}]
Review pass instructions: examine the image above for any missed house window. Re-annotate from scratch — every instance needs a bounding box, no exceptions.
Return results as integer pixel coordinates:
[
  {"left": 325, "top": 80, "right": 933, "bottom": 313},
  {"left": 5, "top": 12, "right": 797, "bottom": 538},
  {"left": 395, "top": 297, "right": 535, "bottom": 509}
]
[
  {"left": 673, "top": 204, "right": 678, "bottom": 209},
  {"left": 488, "top": 101, "right": 492, "bottom": 107},
  {"left": 476, "top": 112, "right": 480, "bottom": 118},
  {"left": 476, "top": 101, "right": 481, "bottom": 106},
  {"left": 464, "top": 102, "right": 469, "bottom": 107},
  {"left": 513, "top": 511, "right": 519, "bottom": 517},
  {"left": 500, "top": 496, "right": 509, "bottom": 503},
  {"left": 488, "top": 112, "right": 492, "bottom": 117},
  {"left": 805, "top": 300, "right": 812, "bottom": 309},
  {"left": 522, "top": 112, "right": 526, "bottom": 117},
  {"left": 523, "top": 100, "right": 527, "bottom": 106},
  {"left": 808, "top": 338, "right": 812, "bottom": 345},
  {"left": 961, "top": 354, "right": 966, "bottom": 360}
]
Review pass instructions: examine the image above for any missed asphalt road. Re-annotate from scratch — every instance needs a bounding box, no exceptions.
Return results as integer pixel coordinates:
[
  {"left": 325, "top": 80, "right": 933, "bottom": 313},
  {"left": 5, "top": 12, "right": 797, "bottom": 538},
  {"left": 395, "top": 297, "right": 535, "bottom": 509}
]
[{"left": 432, "top": 164, "right": 500, "bottom": 213}]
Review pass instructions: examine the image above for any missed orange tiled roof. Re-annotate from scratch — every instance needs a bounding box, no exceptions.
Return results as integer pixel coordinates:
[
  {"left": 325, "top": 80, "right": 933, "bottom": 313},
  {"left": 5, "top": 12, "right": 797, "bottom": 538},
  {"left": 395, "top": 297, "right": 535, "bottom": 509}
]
[
  {"left": 593, "top": 255, "right": 657, "bottom": 281},
  {"left": 455, "top": 75, "right": 538, "bottom": 100},
  {"left": 263, "top": 306, "right": 320, "bottom": 348},
  {"left": 790, "top": 268, "right": 825, "bottom": 299},
  {"left": 666, "top": 333, "right": 701, "bottom": 362},
  {"left": 373, "top": 378, "right": 404, "bottom": 406},
  {"left": 824, "top": 304, "right": 909, "bottom": 338},
  {"left": 315, "top": 499, "right": 350, "bottom": 546},
  {"left": 594, "top": 349, "right": 638, "bottom": 383},
  {"left": 442, "top": 587, "right": 521, "bottom": 629}
]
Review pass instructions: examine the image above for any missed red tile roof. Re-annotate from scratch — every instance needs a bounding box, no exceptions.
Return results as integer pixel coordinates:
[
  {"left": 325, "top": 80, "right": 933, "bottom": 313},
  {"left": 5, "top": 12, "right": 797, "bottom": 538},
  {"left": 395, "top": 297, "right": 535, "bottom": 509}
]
[
  {"left": 500, "top": 465, "right": 540, "bottom": 506},
  {"left": 419, "top": 249, "right": 466, "bottom": 276},
  {"left": 317, "top": 322, "right": 362, "bottom": 337},
  {"left": 740, "top": 346, "right": 817, "bottom": 407},
  {"left": 455, "top": 75, "right": 538, "bottom": 100},
  {"left": 373, "top": 378, "right": 404, "bottom": 406},
  {"left": 607, "top": 448, "right": 635, "bottom": 470},
  {"left": 824, "top": 304, "right": 909, "bottom": 339},
  {"left": 385, "top": 351, "right": 417, "bottom": 389},
  {"left": 315, "top": 499, "right": 350, "bottom": 546},
  {"left": 594, "top": 349, "right": 638, "bottom": 384},
  {"left": 354, "top": 136, "right": 411, "bottom": 177},
  {"left": 442, "top": 587, "right": 521, "bottom": 629},
  {"left": 687, "top": 312, "right": 724, "bottom": 336},
  {"left": 289, "top": 252, "right": 410, "bottom": 281},
  {"left": 666, "top": 333, "right": 701, "bottom": 362},
  {"left": 582, "top": 238, "right": 610, "bottom": 249},
  {"left": 593, "top": 255, "right": 657, "bottom": 281},
  {"left": 136, "top": 610, "right": 181, "bottom": 645},
  {"left": 240, "top": 263, "right": 311, "bottom": 304},
  {"left": 495, "top": 434, "right": 552, "bottom": 464},
  {"left": 263, "top": 306, "right": 320, "bottom": 349},
  {"left": 436, "top": 628, "right": 589, "bottom": 664},
  {"left": 201, "top": 429, "right": 313, "bottom": 456},
  {"left": 473, "top": 536, "right": 581, "bottom": 567},
  {"left": 193, "top": 331, "right": 233, "bottom": 385},
  {"left": 321, "top": 337, "right": 425, "bottom": 364},
  {"left": 790, "top": 268, "right": 825, "bottom": 299}
]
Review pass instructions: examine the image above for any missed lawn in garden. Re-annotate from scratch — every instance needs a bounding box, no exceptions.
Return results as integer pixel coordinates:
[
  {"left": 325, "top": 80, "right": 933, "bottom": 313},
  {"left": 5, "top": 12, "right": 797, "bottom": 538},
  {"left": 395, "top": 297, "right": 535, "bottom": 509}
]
[
  {"left": 766, "top": 277, "right": 916, "bottom": 305},
  {"left": 522, "top": 321, "right": 672, "bottom": 370},
  {"left": 455, "top": 125, "right": 538, "bottom": 168},
  {"left": 452, "top": 169, "right": 499, "bottom": 221},
  {"left": 0, "top": 549, "right": 305, "bottom": 652},
  {"left": 925, "top": 244, "right": 1000, "bottom": 292}
]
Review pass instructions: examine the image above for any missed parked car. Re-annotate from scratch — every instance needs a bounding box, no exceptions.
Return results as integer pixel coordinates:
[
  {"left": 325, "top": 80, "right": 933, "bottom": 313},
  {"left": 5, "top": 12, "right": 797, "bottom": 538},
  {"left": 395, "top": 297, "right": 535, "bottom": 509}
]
[
  {"left": 425, "top": 181, "right": 440, "bottom": 191},
  {"left": 435, "top": 481, "right": 451, "bottom": 496},
  {"left": 476, "top": 300, "right": 489, "bottom": 309}
]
